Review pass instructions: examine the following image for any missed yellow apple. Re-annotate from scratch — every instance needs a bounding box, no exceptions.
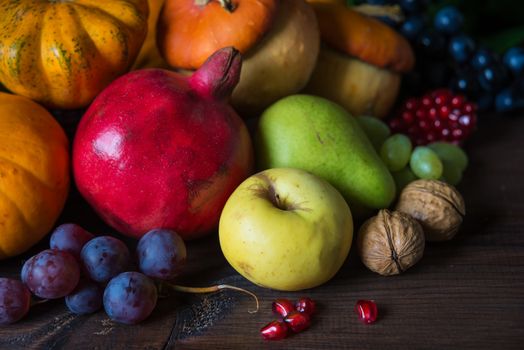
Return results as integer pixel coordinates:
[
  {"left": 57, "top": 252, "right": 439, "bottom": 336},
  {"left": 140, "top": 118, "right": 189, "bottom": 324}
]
[{"left": 219, "top": 168, "right": 353, "bottom": 291}]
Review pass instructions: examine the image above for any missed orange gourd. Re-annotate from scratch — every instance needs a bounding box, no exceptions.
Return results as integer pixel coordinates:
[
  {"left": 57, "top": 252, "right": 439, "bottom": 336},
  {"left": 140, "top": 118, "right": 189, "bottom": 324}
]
[
  {"left": 0, "top": 92, "right": 69, "bottom": 260},
  {"left": 158, "top": 0, "right": 278, "bottom": 70},
  {"left": 0, "top": 0, "right": 149, "bottom": 109},
  {"left": 307, "top": 1, "right": 414, "bottom": 72}
]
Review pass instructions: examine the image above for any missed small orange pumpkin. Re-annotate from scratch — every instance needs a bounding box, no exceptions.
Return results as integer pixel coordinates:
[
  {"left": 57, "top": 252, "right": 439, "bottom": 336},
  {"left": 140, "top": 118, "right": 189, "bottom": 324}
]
[
  {"left": 0, "top": 0, "right": 148, "bottom": 109},
  {"left": 0, "top": 92, "right": 70, "bottom": 260},
  {"left": 158, "top": 0, "right": 278, "bottom": 70}
]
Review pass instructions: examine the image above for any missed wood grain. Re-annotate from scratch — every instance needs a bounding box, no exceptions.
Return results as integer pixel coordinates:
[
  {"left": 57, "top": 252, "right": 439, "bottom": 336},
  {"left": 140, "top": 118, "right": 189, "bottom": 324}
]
[{"left": 1, "top": 113, "right": 523, "bottom": 349}]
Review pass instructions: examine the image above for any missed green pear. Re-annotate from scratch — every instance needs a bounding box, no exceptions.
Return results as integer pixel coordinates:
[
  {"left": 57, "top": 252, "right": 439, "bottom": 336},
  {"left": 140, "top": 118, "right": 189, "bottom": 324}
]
[{"left": 255, "top": 94, "right": 396, "bottom": 215}]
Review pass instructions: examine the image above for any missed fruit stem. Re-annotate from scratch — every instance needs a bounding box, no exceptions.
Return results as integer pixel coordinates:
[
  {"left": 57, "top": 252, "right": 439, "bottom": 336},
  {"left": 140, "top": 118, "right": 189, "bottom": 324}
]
[
  {"left": 194, "top": 0, "right": 236, "bottom": 12},
  {"left": 353, "top": 4, "right": 404, "bottom": 23},
  {"left": 30, "top": 298, "right": 49, "bottom": 307},
  {"left": 188, "top": 47, "right": 242, "bottom": 101},
  {"left": 164, "top": 283, "right": 259, "bottom": 314}
]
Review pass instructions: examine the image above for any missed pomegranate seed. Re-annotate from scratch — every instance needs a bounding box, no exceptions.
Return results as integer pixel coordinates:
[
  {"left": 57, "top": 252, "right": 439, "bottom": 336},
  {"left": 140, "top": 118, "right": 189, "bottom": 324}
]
[
  {"left": 295, "top": 297, "right": 316, "bottom": 316},
  {"left": 462, "top": 102, "right": 476, "bottom": 113},
  {"left": 434, "top": 94, "right": 448, "bottom": 106},
  {"left": 415, "top": 109, "right": 426, "bottom": 120},
  {"left": 448, "top": 112, "right": 459, "bottom": 122},
  {"left": 451, "top": 95, "right": 465, "bottom": 108},
  {"left": 401, "top": 111, "right": 414, "bottom": 124},
  {"left": 354, "top": 299, "right": 378, "bottom": 324},
  {"left": 418, "top": 119, "right": 430, "bottom": 130},
  {"left": 452, "top": 128, "right": 464, "bottom": 140},
  {"left": 284, "top": 311, "right": 311, "bottom": 333},
  {"left": 428, "top": 107, "right": 438, "bottom": 119},
  {"left": 426, "top": 132, "right": 436, "bottom": 143},
  {"left": 272, "top": 299, "right": 295, "bottom": 318},
  {"left": 260, "top": 320, "right": 289, "bottom": 340},
  {"left": 405, "top": 98, "right": 419, "bottom": 110},
  {"left": 458, "top": 115, "right": 472, "bottom": 127},
  {"left": 421, "top": 96, "right": 433, "bottom": 107},
  {"left": 439, "top": 105, "right": 450, "bottom": 118}
]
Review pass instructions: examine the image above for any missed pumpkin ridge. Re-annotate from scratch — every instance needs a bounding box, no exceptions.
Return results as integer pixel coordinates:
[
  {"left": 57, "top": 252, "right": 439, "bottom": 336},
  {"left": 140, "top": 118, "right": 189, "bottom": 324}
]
[
  {"left": 0, "top": 189, "right": 36, "bottom": 243},
  {"left": 72, "top": 3, "right": 138, "bottom": 68},
  {"left": 33, "top": 7, "right": 53, "bottom": 102},
  {"left": 0, "top": 154, "right": 65, "bottom": 193},
  {"left": 0, "top": 193, "right": 34, "bottom": 260},
  {"left": 45, "top": 4, "right": 94, "bottom": 103}
]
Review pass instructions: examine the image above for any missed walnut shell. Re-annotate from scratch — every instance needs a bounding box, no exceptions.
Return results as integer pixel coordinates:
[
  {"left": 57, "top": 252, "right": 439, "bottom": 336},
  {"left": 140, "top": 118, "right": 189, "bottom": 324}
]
[
  {"left": 357, "top": 209, "right": 425, "bottom": 276},
  {"left": 395, "top": 179, "right": 465, "bottom": 242}
]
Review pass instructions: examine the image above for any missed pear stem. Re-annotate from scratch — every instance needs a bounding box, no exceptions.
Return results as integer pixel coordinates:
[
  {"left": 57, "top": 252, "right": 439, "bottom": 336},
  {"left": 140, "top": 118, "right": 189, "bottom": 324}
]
[{"left": 163, "top": 283, "right": 259, "bottom": 314}]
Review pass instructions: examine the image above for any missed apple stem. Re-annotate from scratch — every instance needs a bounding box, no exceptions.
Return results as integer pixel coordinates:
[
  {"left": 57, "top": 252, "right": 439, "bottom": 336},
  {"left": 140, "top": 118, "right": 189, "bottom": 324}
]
[{"left": 163, "top": 283, "right": 259, "bottom": 314}]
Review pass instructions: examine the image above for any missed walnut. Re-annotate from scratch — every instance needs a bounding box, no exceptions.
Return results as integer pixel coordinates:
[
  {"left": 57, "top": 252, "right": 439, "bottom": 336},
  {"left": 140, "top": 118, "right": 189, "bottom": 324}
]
[
  {"left": 357, "top": 209, "right": 425, "bottom": 276},
  {"left": 395, "top": 179, "right": 465, "bottom": 242}
]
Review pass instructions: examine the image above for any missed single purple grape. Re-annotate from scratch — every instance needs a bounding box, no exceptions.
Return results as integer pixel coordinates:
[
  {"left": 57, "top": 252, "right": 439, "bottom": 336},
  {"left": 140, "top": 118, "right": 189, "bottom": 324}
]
[
  {"left": 103, "top": 272, "right": 157, "bottom": 324},
  {"left": 503, "top": 47, "right": 524, "bottom": 75},
  {"left": 137, "top": 229, "right": 187, "bottom": 280},
  {"left": 80, "top": 236, "right": 130, "bottom": 283},
  {"left": 65, "top": 279, "right": 103, "bottom": 315},
  {"left": 434, "top": 5, "right": 463, "bottom": 35},
  {"left": 400, "top": 15, "right": 426, "bottom": 41},
  {"left": 21, "top": 249, "right": 80, "bottom": 299},
  {"left": 448, "top": 34, "right": 475, "bottom": 63},
  {"left": 50, "top": 223, "right": 95, "bottom": 260},
  {"left": 0, "top": 278, "right": 31, "bottom": 325}
]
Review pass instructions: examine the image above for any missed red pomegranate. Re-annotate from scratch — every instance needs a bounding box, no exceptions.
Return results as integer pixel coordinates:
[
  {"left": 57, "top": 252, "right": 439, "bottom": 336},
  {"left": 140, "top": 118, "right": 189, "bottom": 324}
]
[{"left": 73, "top": 47, "right": 254, "bottom": 240}]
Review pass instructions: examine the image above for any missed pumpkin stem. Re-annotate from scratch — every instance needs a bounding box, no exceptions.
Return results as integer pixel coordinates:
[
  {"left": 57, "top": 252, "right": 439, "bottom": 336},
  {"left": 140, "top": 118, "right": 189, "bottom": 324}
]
[
  {"left": 353, "top": 4, "right": 404, "bottom": 23},
  {"left": 194, "top": 0, "right": 236, "bottom": 12},
  {"left": 218, "top": 0, "right": 235, "bottom": 12}
]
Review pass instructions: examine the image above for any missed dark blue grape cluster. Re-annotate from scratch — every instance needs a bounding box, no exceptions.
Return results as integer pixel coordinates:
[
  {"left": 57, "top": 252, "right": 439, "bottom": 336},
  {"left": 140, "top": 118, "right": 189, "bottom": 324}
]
[
  {"left": 1, "top": 224, "right": 187, "bottom": 325},
  {"left": 356, "top": 0, "right": 524, "bottom": 113}
]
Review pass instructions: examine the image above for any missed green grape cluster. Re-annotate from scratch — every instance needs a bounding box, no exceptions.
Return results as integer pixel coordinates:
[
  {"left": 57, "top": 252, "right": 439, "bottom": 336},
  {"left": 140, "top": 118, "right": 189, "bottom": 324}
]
[{"left": 357, "top": 116, "right": 469, "bottom": 191}]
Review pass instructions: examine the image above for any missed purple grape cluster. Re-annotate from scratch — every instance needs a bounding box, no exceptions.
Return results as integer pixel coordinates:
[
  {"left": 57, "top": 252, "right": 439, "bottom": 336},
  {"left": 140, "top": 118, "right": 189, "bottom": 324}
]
[
  {"left": 357, "top": 0, "right": 524, "bottom": 113},
  {"left": 1, "top": 224, "right": 187, "bottom": 325}
]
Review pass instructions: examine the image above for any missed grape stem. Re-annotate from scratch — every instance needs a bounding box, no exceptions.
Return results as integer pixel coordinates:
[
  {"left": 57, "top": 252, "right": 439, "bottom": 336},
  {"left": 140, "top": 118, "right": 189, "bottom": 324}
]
[
  {"left": 163, "top": 283, "right": 259, "bottom": 314},
  {"left": 30, "top": 298, "right": 49, "bottom": 307}
]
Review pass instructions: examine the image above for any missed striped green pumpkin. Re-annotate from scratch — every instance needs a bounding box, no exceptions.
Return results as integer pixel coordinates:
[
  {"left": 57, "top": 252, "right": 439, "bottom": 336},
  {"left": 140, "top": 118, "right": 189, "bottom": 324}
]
[{"left": 0, "top": 0, "right": 148, "bottom": 109}]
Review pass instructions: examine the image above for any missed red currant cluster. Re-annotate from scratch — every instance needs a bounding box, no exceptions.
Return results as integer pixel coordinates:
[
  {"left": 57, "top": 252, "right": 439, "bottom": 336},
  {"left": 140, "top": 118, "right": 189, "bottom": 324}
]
[
  {"left": 260, "top": 297, "right": 316, "bottom": 340},
  {"left": 389, "top": 89, "right": 477, "bottom": 145}
]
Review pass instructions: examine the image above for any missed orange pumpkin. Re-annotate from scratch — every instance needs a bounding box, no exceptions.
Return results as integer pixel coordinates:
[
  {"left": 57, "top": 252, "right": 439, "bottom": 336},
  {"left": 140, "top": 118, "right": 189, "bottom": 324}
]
[
  {"left": 0, "top": 92, "right": 69, "bottom": 260},
  {"left": 158, "top": 0, "right": 278, "bottom": 70},
  {"left": 133, "top": 0, "right": 169, "bottom": 69},
  {"left": 305, "top": 1, "right": 415, "bottom": 118},
  {"left": 0, "top": 0, "right": 149, "bottom": 109}
]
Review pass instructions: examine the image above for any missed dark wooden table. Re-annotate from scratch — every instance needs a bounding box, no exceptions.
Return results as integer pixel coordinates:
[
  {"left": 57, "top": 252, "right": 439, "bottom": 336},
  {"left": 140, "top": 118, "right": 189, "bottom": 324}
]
[{"left": 1, "top": 112, "right": 523, "bottom": 349}]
